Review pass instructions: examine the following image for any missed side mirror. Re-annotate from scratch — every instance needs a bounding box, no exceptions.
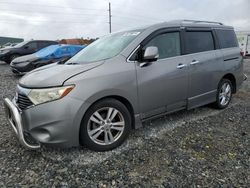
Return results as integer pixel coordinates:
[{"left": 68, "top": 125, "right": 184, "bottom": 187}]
[{"left": 143, "top": 46, "right": 159, "bottom": 62}]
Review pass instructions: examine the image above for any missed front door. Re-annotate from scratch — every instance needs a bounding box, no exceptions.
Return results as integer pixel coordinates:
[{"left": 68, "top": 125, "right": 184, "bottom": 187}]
[{"left": 135, "top": 30, "right": 188, "bottom": 119}]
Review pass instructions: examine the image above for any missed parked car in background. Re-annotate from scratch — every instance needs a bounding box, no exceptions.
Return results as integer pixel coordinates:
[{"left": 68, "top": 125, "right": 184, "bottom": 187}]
[
  {"left": 10, "top": 44, "right": 85, "bottom": 75},
  {"left": 2, "top": 42, "right": 18, "bottom": 48},
  {"left": 4, "top": 20, "right": 246, "bottom": 151},
  {"left": 0, "top": 40, "right": 58, "bottom": 64},
  {"left": 236, "top": 32, "right": 250, "bottom": 56}
]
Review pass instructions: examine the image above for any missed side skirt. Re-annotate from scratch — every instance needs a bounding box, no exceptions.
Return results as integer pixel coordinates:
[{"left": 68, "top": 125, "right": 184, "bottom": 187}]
[
  {"left": 134, "top": 106, "right": 186, "bottom": 129},
  {"left": 187, "top": 90, "right": 217, "bottom": 110},
  {"left": 134, "top": 90, "right": 217, "bottom": 129}
]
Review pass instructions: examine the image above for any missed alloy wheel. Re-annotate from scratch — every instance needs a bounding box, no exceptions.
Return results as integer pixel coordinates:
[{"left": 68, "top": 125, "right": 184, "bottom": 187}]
[
  {"left": 87, "top": 107, "right": 125, "bottom": 145},
  {"left": 219, "top": 82, "right": 232, "bottom": 106}
]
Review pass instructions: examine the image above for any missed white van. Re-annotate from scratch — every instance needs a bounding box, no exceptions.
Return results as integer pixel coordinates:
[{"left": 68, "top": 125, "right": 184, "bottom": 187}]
[{"left": 237, "top": 32, "right": 250, "bottom": 56}]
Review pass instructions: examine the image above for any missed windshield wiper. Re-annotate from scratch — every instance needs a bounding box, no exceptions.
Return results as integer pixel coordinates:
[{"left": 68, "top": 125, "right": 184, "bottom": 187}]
[
  {"left": 57, "top": 58, "right": 76, "bottom": 65},
  {"left": 66, "top": 62, "right": 79, "bottom": 65}
]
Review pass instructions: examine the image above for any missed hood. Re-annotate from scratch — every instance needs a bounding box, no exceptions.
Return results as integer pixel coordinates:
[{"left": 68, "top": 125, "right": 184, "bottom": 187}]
[
  {"left": 19, "top": 61, "right": 103, "bottom": 88},
  {"left": 0, "top": 46, "right": 15, "bottom": 52},
  {"left": 11, "top": 54, "right": 39, "bottom": 64}
]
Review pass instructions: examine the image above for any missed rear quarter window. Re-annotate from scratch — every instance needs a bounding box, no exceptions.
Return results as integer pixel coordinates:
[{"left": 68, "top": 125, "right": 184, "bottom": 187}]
[
  {"left": 216, "top": 29, "right": 238, "bottom": 49},
  {"left": 185, "top": 31, "right": 215, "bottom": 54}
]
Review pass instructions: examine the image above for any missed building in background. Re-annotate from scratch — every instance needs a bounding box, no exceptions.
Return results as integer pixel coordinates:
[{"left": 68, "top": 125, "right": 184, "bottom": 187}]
[
  {"left": 59, "top": 38, "right": 96, "bottom": 45},
  {"left": 0, "top": 37, "right": 24, "bottom": 48},
  {"left": 236, "top": 31, "right": 250, "bottom": 56}
]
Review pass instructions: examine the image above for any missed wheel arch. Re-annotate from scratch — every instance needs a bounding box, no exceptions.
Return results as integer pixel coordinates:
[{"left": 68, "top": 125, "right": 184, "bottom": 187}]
[
  {"left": 82, "top": 95, "right": 136, "bottom": 130},
  {"left": 221, "top": 73, "right": 237, "bottom": 93}
]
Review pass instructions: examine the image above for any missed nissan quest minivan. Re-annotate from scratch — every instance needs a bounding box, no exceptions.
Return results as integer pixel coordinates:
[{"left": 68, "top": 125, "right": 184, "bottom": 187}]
[{"left": 4, "top": 20, "right": 247, "bottom": 151}]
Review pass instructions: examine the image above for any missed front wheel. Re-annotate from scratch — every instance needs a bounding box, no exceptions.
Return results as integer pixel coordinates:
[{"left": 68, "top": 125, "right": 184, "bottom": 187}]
[
  {"left": 213, "top": 79, "right": 233, "bottom": 109},
  {"left": 80, "top": 99, "right": 132, "bottom": 151}
]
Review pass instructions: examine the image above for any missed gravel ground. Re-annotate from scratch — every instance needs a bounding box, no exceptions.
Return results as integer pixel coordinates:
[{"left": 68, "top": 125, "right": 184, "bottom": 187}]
[{"left": 0, "top": 60, "right": 249, "bottom": 187}]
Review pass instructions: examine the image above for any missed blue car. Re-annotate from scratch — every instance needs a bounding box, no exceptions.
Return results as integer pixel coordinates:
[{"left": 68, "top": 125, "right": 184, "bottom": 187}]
[{"left": 10, "top": 44, "right": 85, "bottom": 75}]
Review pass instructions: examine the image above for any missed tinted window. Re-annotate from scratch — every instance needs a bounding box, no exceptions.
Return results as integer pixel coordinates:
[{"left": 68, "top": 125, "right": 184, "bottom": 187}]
[
  {"left": 143, "top": 32, "right": 181, "bottom": 59},
  {"left": 26, "top": 42, "right": 38, "bottom": 49},
  {"left": 185, "top": 31, "right": 214, "bottom": 54},
  {"left": 216, "top": 30, "right": 238, "bottom": 49},
  {"left": 38, "top": 42, "right": 49, "bottom": 48}
]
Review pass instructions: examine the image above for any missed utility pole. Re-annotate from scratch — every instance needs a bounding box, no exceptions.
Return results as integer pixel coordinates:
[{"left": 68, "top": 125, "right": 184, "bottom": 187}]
[{"left": 108, "top": 2, "right": 112, "bottom": 33}]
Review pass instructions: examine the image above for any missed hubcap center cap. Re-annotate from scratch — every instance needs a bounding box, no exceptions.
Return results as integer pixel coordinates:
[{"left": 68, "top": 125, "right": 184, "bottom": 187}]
[{"left": 103, "top": 122, "right": 112, "bottom": 130}]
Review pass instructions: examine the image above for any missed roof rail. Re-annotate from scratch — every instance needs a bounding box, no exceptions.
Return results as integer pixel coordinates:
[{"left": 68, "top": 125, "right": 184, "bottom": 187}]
[{"left": 181, "top": 20, "right": 224, "bottom": 25}]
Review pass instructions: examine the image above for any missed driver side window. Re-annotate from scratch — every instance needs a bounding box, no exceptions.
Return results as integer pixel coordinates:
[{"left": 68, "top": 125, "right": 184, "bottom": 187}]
[
  {"left": 143, "top": 32, "right": 181, "bottom": 60},
  {"left": 25, "top": 42, "right": 37, "bottom": 50}
]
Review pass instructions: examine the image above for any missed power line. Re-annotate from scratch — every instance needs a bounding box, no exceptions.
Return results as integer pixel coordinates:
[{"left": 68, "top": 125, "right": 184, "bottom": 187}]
[
  {"left": 112, "top": 11, "right": 163, "bottom": 22},
  {"left": 0, "top": 19, "right": 106, "bottom": 24},
  {"left": 0, "top": 1, "right": 162, "bottom": 22},
  {"left": 0, "top": 2, "right": 163, "bottom": 30},
  {"left": 0, "top": 1, "right": 106, "bottom": 11},
  {"left": 0, "top": 8, "right": 160, "bottom": 25},
  {"left": 0, "top": 8, "right": 107, "bottom": 17},
  {"left": 113, "top": 15, "right": 159, "bottom": 24},
  {"left": 0, "top": 2, "right": 163, "bottom": 35}
]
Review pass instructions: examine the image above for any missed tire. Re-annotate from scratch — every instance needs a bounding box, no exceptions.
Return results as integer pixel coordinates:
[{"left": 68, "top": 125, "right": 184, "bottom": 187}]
[
  {"left": 7, "top": 54, "right": 20, "bottom": 64},
  {"left": 213, "top": 79, "right": 233, "bottom": 109},
  {"left": 80, "top": 98, "right": 132, "bottom": 151}
]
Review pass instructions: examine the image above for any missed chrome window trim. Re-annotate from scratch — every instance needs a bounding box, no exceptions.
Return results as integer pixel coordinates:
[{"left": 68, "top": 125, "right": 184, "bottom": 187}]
[{"left": 126, "top": 45, "right": 140, "bottom": 63}]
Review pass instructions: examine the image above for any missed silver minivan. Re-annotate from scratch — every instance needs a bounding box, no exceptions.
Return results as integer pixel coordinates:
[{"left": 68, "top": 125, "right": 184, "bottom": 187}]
[{"left": 4, "top": 20, "right": 246, "bottom": 151}]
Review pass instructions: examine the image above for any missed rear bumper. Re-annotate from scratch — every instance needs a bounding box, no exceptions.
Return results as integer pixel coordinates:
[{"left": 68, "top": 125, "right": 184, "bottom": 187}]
[{"left": 3, "top": 98, "right": 40, "bottom": 149}]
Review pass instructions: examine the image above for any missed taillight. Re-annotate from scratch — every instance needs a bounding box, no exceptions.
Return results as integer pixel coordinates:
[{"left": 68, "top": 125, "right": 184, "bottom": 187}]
[{"left": 240, "top": 51, "right": 244, "bottom": 56}]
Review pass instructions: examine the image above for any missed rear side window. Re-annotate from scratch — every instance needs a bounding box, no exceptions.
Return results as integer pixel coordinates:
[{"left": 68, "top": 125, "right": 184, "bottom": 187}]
[
  {"left": 143, "top": 32, "right": 181, "bottom": 59},
  {"left": 38, "top": 42, "right": 50, "bottom": 49},
  {"left": 26, "top": 42, "right": 38, "bottom": 50},
  {"left": 216, "top": 30, "right": 238, "bottom": 49},
  {"left": 185, "top": 31, "right": 215, "bottom": 54}
]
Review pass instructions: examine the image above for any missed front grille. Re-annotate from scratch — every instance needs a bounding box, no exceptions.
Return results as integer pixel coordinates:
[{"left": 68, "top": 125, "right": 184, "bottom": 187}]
[{"left": 16, "top": 94, "right": 33, "bottom": 110}]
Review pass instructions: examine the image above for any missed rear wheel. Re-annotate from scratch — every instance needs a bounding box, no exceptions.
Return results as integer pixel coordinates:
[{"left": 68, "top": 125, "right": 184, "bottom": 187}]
[
  {"left": 214, "top": 79, "right": 233, "bottom": 109},
  {"left": 80, "top": 99, "right": 132, "bottom": 151}
]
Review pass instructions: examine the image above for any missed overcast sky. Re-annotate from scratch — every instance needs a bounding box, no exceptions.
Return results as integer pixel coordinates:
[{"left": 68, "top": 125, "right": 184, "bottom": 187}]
[{"left": 0, "top": 0, "right": 249, "bottom": 40}]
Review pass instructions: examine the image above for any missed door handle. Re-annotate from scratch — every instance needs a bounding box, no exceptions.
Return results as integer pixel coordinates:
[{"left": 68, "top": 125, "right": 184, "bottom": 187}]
[
  {"left": 177, "top": 64, "right": 187, "bottom": 69},
  {"left": 190, "top": 60, "right": 200, "bottom": 65}
]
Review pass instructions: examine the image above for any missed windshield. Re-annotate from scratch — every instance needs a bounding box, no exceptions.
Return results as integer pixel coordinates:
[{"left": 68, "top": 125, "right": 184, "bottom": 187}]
[
  {"left": 66, "top": 29, "right": 142, "bottom": 64},
  {"left": 14, "top": 41, "right": 28, "bottom": 48},
  {"left": 35, "top": 45, "right": 58, "bottom": 57}
]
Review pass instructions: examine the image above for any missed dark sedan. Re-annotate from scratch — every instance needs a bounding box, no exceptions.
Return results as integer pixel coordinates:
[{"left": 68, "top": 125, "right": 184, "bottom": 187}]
[
  {"left": 0, "top": 40, "right": 58, "bottom": 64},
  {"left": 10, "top": 44, "right": 85, "bottom": 75}
]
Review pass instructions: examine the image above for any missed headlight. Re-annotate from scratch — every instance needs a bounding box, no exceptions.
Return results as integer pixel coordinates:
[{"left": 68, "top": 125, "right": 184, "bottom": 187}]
[{"left": 28, "top": 85, "right": 74, "bottom": 105}]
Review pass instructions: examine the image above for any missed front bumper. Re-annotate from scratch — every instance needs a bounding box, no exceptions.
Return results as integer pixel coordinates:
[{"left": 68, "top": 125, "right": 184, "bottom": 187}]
[
  {"left": 0, "top": 53, "right": 8, "bottom": 62},
  {"left": 10, "top": 67, "right": 27, "bottom": 75},
  {"left": 4, "top": 98, "right": 40, "bottom": 149},
  {"left": 4, "top": 94, "right": 90, "bottom": 149},
  {"left": 10, "top": 62, "right": 34, "bottom": 75}
]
